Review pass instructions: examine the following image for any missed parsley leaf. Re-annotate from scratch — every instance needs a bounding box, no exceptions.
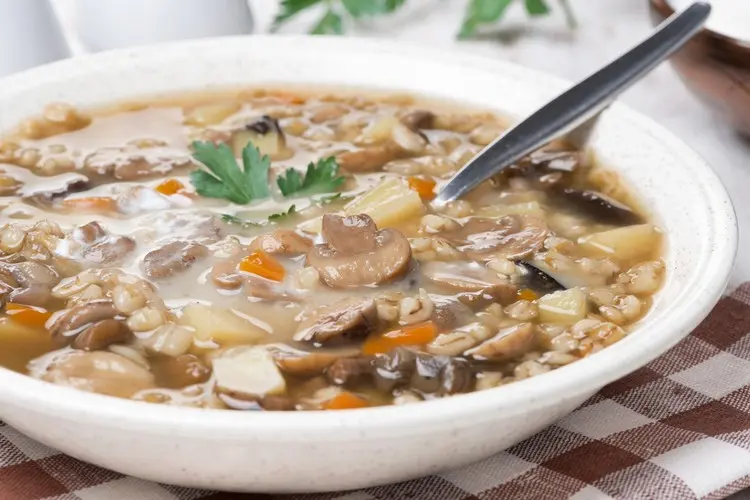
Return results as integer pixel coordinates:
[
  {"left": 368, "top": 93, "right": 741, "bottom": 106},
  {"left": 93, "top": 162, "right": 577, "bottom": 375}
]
[
  {"left": 341, "top": 0, "right": 405, "bottom": 17},
  {"left": 268, "top": 205, "right": 298, "bottom": 221},
  {"left": 221, "top": 214, "right": 264, "bottom": 228},
  {"left": 459, "top": 0, "right": 513, "bottom": 39},
  {"left": 277, "top": 157, "right": 346, "bottom": 198},
  {"left": 272, "top": 0, "right": 323, "bottom": 31},
  {"left": 311, "top": 8, "right": 344, "bottom": 34},
  {"left": 189, "top": 141, "right": 270, "bottom": 205},
  {"left": 524, "top": 0, "right": 550, "bottom": 16}
]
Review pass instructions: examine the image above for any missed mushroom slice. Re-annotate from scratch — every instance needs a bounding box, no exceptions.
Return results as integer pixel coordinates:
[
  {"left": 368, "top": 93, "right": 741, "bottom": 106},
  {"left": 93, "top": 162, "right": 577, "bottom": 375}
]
[
  {"left": 48, "top": 299, "right": 119, "bottom": 345},
  {"left": 249, "top": 229, "right": 313, "bottom": 256},
  {"left": 551, "top": 186, "right": 641, "bottom": 225},
  {"left": 307, "top": 214, "right": 412, "bottom": 288},
  {"left": 421, "top": 261, "right": 517, "bottom": 305},
  {"left": 142, "top": 240, "right": 209, "bottom": 280},
  {"left": 294, "top": 297, "right": 378, "bottom": 344},
  {"left": 444, "top": 215, "right": 548, "bottom": 261},
  {"left": 40, "top": 350, "right": 155, "bottom": 398},
  {"left": 465, "top": 323, "right": 536, "bottom": 361},
  {"left": 269, "top": 345, "right": 345, "bottom": 377},
  {"left": 400, "top": 110, "right": 435, "bottom": 131},
  {"left": 72, "top": 319, "right": 131, "bottom": 351}
]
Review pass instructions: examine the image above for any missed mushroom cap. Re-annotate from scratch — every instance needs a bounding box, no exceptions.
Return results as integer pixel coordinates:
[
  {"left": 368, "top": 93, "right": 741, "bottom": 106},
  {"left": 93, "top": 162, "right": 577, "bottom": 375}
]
[
  {"left": 444, "top": 214, "right": 548, "bottom": 261},
  {"left": 421, "top": 261, "right": 517, "bottom": 305},
  {"left": 294, "top": 297, "right": 378, "bottom": 344},
  {"left": 307, "top": 214, "right": 412, "bottom": 288}
]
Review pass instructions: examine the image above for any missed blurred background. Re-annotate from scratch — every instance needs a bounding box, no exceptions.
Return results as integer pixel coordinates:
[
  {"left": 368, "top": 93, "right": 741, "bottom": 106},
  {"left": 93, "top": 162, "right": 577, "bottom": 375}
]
[{"left": 2, "top": 0, "right": 748, "bottom": 285}]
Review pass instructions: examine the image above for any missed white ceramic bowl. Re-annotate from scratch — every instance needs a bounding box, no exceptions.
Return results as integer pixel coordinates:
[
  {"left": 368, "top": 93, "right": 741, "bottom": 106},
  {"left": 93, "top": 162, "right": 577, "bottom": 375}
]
[{"left": 0, "top": 36, "right": 737, "bottom": 493}]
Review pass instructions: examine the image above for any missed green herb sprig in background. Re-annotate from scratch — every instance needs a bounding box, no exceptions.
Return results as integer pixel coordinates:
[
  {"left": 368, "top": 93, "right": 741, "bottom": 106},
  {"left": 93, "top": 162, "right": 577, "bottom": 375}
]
[{"left": 271, "top": 0, "right": 576, "bottom": 38}]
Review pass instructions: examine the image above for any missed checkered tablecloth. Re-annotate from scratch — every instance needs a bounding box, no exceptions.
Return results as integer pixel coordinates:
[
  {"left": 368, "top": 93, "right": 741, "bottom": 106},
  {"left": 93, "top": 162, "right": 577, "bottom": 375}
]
[{"left": 2, "top": 283, "right": 750, "bottom": 500}]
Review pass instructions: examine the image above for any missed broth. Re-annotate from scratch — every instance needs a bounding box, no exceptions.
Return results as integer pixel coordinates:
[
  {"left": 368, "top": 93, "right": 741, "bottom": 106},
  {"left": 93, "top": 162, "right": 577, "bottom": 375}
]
[{"left": 0, "top": 88, "right": 664, "bottom": 410}]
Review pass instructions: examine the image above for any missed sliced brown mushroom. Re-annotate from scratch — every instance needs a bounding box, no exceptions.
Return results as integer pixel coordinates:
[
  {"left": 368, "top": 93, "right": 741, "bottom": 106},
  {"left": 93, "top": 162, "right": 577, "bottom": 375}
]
[
  {"left": 151, "top": 354, "right": 211, "bottom": 389},
  {"left": 42, "top": 350, "right": 155, "bottom": 398},
  {"left": 421, "top": 261, "right": 517, "bottom": 306},
  {"left": 327, "top": 356, "right": 374, "bottom": 386},
  {"left": 335, "top": 143, "right": 402, "bottom": 173},
  {"left": 71, "top": 221, "right": 136, "bottom": 266},
  {"left": 249, "top": 229, "right": 313, "bottom": 256},
  {"left": 307, "top": 214, "right": 412, "bottom": 288},
  {"left": 400, "top": 110, "right": 435, "bottom": 131},
  {"left": 443, "top": 214, "right": 548, "bottom": 261},
  {"left": 142, "top": 240, "right": 209, "bottom": 280},
  {"left": 268, "top": 345, "right": 351, "bottom": 377},
  {"left": 72, "top": 319, "right": 131, "bottom": 351},
  {"left": 465, "top": 323, "right": 536, "bottom": 361},
  {"left": 294, "top": 297, "right": 378, "bottom": 344},
  {"left": 48, "top": 299, "right": 119, "bottom": 345},
  {"left": 372, "top": 347, "right": 473, "bottom": 395},
  {"left": 550, "top": 187, "right": 642, "bottom": 225},
  {"left": 430, "top": 296, "right": 474, "bottom": 330},
  {"left": 0, "top": 261, "right": 59, "bottom": 307}
]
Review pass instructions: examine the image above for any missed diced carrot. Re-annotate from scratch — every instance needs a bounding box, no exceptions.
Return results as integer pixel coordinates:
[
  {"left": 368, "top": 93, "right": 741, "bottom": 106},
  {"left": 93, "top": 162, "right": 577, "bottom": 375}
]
[
  {"left": 155, "top": 178, "right": 185, "bottom": 196},
  {"left": 238, "top": 250, "right": 285, "bottom": 282},
  {"left": 362, "top": 320, "right": 439, "bottom": 355},
  {"left": 322, "top": 391, "right": 369, "bottom": 410},
  {"left": 5, "top": 304, "right": 52, "bottom": 329},
  {"left": 407, "top": 176, "right": 436, "bottom": 201},
  {"left": 271, "top": 92, "right": 306, "bottom": 104},
  {"left": 61, "top": 197, "right": 117, "bottom": 213},
  {"left": 517, "top": 288, "right": 539, "bottom": 301}
]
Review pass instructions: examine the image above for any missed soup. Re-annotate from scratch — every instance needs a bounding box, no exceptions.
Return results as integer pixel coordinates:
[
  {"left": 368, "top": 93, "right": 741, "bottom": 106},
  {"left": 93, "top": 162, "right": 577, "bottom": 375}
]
[{"left": 0, "top": 89, "right": 664, "bottom": 410}]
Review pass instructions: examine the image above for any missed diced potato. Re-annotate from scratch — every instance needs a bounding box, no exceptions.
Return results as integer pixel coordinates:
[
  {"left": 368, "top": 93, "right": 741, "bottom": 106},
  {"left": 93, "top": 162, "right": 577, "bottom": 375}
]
[
  {"left": 0, "top": 317, "right": 55, "bottom": 372},
  {"left": 578, "top": 224, "right": 661, "bottom": 261},
  {"left": 538, "top": 288, "right": 588, "bottom": 325},
  {"left": 180, "top": 304, "right": 266, "bottom": 345},
  {"left": 477, "top": 201, "right": 544, "bottom": 218},
  {"left": 213, "top": 347, "right": 286, "bottom": 398},
  {"left": 344, "top": 178, "right": 424, "bottom": 228},
  {"left": 531, "top": 258, "right": 608, "bottom": 288},
  {"left": 358, "top": 116, "right": 398, "bottom": 145},
  {"left": 184, "top": 103, "right": 240, "bottom": 127},
  {"left": 231, "top": 129, "right": 282, "bottom": 158}
]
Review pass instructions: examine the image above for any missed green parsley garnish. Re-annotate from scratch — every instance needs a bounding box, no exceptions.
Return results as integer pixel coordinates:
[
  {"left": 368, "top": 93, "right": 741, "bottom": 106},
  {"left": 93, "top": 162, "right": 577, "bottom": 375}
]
[
  {"left": 268, "top": 205, "right": 298, "bottom": 221},
  {"left": 220, "top": 213, "right": 264, "bottom": 228},
  {"left": 277, "top": 157, "right": 346, "bottom": 198},
  {"left": 271, "top": 0, "right": 575, "bottom": 39},
  {"left": 189, "top": 141, "right": 270, "bottom": 205}
]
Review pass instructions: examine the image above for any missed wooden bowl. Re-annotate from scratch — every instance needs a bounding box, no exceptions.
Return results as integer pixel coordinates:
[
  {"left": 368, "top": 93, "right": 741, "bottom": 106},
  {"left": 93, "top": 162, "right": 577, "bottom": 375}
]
[{"left": 650, "top": 0, "right": 750, "bottom": 136}]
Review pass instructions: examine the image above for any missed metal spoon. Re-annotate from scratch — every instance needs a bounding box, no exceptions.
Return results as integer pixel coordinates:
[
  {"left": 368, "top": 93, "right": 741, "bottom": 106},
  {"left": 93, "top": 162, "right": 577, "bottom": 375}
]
[{"left": 434, "top": 2, "right": 711, "bottom": 205}]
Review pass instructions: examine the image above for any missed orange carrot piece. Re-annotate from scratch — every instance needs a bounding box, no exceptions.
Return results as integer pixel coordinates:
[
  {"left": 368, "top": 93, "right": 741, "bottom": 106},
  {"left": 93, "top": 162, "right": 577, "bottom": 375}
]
[
  {"left": 61, "top": 197, "right": 117, "bottom": 213},
  {"left": 362, "top": 320, "right": 439, "bottom": 355},
  {"left": 517, "top": 288, "right": 539, "bottom": 301},
  {"left": 5, "top": 304, "right": 52, "bottom": 329},
  {"left": 407, "top": 176, "right": 437, "bottom": 201},
  {"left": 238, "top": 250, "right": 285, "bottom": 282},
  {"left": 322, "top": 392, "right": 369, "bottom": 410},
  {"left": 155, "top": 178, "right": 185, "bottom": 196}
]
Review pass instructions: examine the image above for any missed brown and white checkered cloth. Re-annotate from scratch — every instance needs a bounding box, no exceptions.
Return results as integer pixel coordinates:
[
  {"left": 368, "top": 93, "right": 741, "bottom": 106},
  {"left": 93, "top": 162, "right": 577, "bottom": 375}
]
[{"left": 3, "top": 284, "right": 750, "bottom": 500}]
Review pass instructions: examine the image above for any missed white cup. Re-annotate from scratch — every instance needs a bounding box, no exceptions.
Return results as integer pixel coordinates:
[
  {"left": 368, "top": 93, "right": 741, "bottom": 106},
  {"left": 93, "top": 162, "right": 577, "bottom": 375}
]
[
  {"left": 75, "top": 0, "right": 254, "bottom": 52},
  {"left": 0, "top": 0, "right": 71, "bottom": 78}
]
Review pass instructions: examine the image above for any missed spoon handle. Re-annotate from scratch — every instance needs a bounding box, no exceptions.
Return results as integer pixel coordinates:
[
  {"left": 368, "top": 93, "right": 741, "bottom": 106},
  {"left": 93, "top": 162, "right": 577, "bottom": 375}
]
[{"left": 435, "top": 2, "right": 711, "bottom": 205}]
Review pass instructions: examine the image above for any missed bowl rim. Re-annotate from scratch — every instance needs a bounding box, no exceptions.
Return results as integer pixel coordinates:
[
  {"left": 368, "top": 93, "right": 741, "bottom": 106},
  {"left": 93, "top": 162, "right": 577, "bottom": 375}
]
[{"left": 0, "top": 35, "right": 738, "bottom": 438}]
